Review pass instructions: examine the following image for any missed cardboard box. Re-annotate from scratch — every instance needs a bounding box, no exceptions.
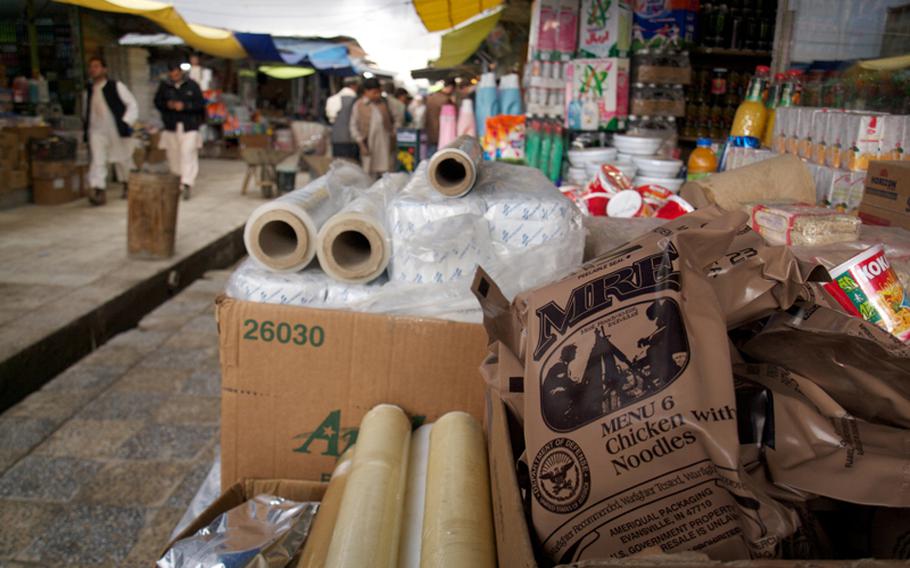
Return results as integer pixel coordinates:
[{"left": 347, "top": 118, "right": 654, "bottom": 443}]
[
  {"left": 32, "top": 161, "right": 83, "bottom": 205},
  {"left": 218, "top": 297, "right": 488, "bottom": 488},
  {"left": 1, "top": 169, "right": 28, "bottom": 193},
  {"left": 161, "top": 478, "right": 325, "bottom": 556},
  {"left": 578, "top": 0, "right": 632, "bottom": 58},
  {"left": 859, "top": 161, "right": 910, "bottom": 229}
]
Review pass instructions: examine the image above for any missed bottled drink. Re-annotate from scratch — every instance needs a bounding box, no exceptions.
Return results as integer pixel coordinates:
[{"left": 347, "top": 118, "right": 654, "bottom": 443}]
[
  {"left": 711, "top": 3, "right": 729, "bottom": 49},
  {"left": 548, "top": 124, "right": 564, "bottom": 183},
  {"left": 687, "top": 137, "right": 718, "bottom": 180},
  {"left": 762, "top": 73, "right": 786, "bottom": 148},
  {"left": 786, "top": 68, "right": 804, "bottom": 106},
  {"left": 526, "top": 119, "right": 542, "bottom": 169},
  {"left": 539, "top": 122, "right": 553, "bottom": 175},
  {"left": 709, "top": 68, "right": 728, "bottom": 139},
  {"left": 729, "top": 0, "right": 744, "bottom": 49},
  {"left": 731, "top": 68, "right": 768, "bottom": 138},
  {"left": 699, "top": 1, "right": 715, "bottom": 47},
  {"left": 755, "top": 65, "right": 771, "bottom": 104}
]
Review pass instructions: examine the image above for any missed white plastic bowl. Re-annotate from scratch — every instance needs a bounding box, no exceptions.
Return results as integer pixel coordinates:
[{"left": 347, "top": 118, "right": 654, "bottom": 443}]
[
  {"left": 612, "top": 134, "right": 664, "bottom": 156},
  {"left": 616, "top": 152, "right": 635, "bottom": 163},
  {"left": 633, "top": 175, "right": 684, "bottom": 193},
  {"left": 568, "top": 147, "right": 618, "bottom": 167},
  {"left": 583, "top": 162, "right": 602, "bottom": 177},
  {"left": 632, "top": 157, "right": 683, "bottom": 178}
]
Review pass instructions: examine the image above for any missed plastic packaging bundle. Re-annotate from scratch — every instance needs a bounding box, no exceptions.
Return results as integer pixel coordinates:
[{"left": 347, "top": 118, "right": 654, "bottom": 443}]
[
  {"left": 750, "top": 203, "right": 861, "bottom": 246},
  {"left": 243, "top": 161, "right": 372, "bottom": 272},
  {"left": 158, "top": 495, "right": 318, "bottom": 568},
  {"left": 225, "top": 259, "right": 384, "bottom": 308},
  {"left": 316, "top": 173, "right": 409, "bottom": 284},
  {"left": 388, "top": 161, "right": 584, "bottom": 299}
]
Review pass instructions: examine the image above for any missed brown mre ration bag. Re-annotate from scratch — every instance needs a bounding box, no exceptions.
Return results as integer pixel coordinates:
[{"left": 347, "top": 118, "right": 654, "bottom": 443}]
[
  {"left": 735, "top": 363, "right": 910, "bottom": 507},
  {"left": 476, "top": 207, "right": 799, "bottom": 564}
]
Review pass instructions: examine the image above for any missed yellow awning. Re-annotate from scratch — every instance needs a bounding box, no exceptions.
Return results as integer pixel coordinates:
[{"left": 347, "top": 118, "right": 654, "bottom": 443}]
[
  {"left": 433, "top": 9, "right": 501, "bottom": 68},
  {"left": 55, "top": 0, "right": 247, "bottom": 59},
  {"left": 413, "top": 0, "right": 502, "bottom": 32},
  {"left": 258, "top": 65, "right": 315, "bottom": 79}
]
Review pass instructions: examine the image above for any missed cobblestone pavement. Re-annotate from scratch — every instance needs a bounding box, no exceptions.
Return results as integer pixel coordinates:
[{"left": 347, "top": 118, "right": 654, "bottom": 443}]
[
  {"left": 0, "top": 159, "right": 260, "bottom": 366},
  {"left": 0, "top": 270, "right": 230, "bottom": 567}
]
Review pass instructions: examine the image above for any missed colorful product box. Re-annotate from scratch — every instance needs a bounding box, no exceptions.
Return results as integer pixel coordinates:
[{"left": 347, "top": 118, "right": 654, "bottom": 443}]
[
  {"left": 578, "top": 0, "right": 632, "bottom": 58},
  {"left": 567, "top": 58, "right": 630, "bottom": 131},
  {"left": 631, "top": 0, "right": 697, "bottom": 51}
]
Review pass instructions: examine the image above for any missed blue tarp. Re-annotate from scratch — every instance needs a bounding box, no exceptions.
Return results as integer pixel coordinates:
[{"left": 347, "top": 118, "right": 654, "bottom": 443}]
[{"left": 234, "top": 33, "right": 356, "bottom": 75}]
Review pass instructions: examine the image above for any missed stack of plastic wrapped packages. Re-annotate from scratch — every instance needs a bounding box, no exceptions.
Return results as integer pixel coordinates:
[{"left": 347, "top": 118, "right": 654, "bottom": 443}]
[{"left": 227, "top": 136, "right": 585, "bottom": 323}]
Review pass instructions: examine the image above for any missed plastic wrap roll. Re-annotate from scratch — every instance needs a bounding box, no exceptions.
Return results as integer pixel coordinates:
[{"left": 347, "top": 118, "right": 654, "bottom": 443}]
[
  {"left": 427, "top": 135, "right": 484, "bottom": 198},
  {"left": 420, "top": 412, "right": 496, "bottom": 568},
  {"left": 316, "top": 173, "right": 409, "bottom": 284},
  {"left": 325, "top": 404, "right": 411, "bottom": 568},
  {"left": 398, "top": 424, "right": 433, "bottom": 568},
  {"left": 296, "top": 448, "right": 354, "bottom": 568},
  {"left": 243, "top": 161, "right": 371, "bottom": 272},
  {"left": 225, "top": 259, "right": 385, "bottom": 308}
]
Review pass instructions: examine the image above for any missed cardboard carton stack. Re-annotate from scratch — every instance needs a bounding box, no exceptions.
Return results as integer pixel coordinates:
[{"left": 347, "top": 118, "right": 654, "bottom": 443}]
[
  {"left": 859, "top": 160, "right": 910, "bottom": 231},
  {"left": 0, "top": 125, "right": 50, "bottom": 195}
]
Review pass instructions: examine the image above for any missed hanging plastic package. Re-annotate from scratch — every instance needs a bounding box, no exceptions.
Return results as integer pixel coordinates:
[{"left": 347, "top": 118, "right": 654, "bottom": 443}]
[{"left": 498, "top": 73, "right": 523, "bottom": 115}]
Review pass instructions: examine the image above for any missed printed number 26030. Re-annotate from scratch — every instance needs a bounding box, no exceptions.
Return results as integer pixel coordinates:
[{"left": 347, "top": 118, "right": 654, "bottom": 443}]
[{"left": 242, "top": 319, "right": 325, "bottom": 347}]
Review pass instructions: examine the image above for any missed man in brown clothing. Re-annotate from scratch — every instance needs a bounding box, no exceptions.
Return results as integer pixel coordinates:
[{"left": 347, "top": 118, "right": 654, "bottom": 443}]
[
  {"left": 424, "top": 77, "right": 456, "bottom": 156},
  {"left": 350, "top": 77, "right": 395, "bottom": 176}
]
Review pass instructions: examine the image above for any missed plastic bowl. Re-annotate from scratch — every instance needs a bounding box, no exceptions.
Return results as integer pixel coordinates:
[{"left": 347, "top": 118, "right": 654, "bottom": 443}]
[
  {"left": 612, "top": 134, "right": 664, "bottom": 156},
  {"left": 632, "top": 157, "right": 683, "bottom": 178},
  {"left": 633, "top": 175, "right": 684, "bottom": 192},
  {"left": 567, "top": 147, "right": 618, "bottom": 167}
]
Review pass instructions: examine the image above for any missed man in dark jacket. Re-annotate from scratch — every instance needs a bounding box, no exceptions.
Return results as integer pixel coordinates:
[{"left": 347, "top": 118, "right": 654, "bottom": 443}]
[{"left": 154, "top": 61, "right": 206, "bottom": 199}]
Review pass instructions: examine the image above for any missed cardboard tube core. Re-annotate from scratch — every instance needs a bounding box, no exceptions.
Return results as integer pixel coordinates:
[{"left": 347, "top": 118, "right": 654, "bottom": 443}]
[
  {"left": 429, "top": 152, "right": 475, "bottom": 197},
  {"left": 318, "top": 219, "right": 386, "bottom": 283},
  {"left": 249, "top": 209, "right": 310, "bottom": 271}
]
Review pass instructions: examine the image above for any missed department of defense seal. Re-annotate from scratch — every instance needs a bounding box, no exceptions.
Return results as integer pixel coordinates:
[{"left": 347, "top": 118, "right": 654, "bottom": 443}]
[{"left": 531, "top": 437, "right": 591, "bottom": 514}]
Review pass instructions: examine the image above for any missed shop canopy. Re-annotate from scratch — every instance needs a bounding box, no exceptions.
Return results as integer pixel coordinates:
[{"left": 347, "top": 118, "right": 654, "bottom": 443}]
[
  {"left": 432, "top": 8, "right": 502, "bottom": 68},
  {"left": 54, "top": 0, "right": 246, "bottom": 58},
  {"left": 257, "top": 65, "right": 316, "bottom": 80},
  {"left": 413, "top": 0, "right": 502, "bottom": 32},
  {"left": 234, "top": 34, "right": 355, "bottom": 75}
]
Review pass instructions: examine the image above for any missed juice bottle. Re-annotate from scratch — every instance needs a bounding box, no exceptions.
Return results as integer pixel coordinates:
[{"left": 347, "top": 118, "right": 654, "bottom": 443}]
[
  {"left": 730, "top": 68, "right": 768, "bottom": 138},
  {"left": 687, "top": 138, "right": 718, "bottom": 181},
  {"left": 756, "top": 65, "right": 771, "bottom": 104},
  {"left": 786, "top": 68, "right": 804, "bottom": 106},
  {"left": 761, "top": 72, "right": 785, "bottom": 148}
]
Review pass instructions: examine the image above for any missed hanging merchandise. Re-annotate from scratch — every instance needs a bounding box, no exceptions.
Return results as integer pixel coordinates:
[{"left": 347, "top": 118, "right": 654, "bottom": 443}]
[
  {"left": 437, "top": 104, "right": 458, "bottom": 148},
  {"left": 474, "top": 72, "right": 499, "bottom": 138},
  {"left": 526, "top": 119, "right": 543, "bottom": 169},
  {"left": 568, "top": 58, "right": 630, "bottom": 131},
  {"left": 456, "top": 98, "right": 477, "bottom": 137},
  {"left": 498, "top": 73, "right": 523, "bottom": 115},
  {"left": 578, "top": 0, "right": 632, "bottom": 58},
  {"left": 547, "top": 124, "right": 565, "bottom": 183},
  {"left": 631, "top": 0, "right": 697, "bottom": 51},
  {"left": 529, "top": 0, "right": 581, "bottom": 61}
]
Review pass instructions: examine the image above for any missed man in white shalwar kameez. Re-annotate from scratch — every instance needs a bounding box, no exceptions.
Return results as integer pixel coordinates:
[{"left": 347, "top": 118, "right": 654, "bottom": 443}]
[
  {"left": 84, "top": 56, "right": 138, "bottom": 206},
  {"left": 155, "top": 61, "right": 206, "bottom": 200}
]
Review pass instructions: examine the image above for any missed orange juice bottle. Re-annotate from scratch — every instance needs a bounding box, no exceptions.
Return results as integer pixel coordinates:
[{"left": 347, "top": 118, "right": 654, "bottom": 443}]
[
  {"left": 731, "top": 68, "right": 768, "bottom": 138},
  {"left": 687, "top": 138, "right": 718, "bottom": 181}
]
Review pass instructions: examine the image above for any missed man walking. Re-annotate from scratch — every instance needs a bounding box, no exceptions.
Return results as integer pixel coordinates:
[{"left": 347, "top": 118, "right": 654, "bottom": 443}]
[
  {"left": 154, "top": 61, "right": 205, "bottom": 200},
  {"left": 84, "top": 56, "right": 138, "bottom": 206},
  {"left": 326, "top": 77, "right": 360, "bottom": 161},
  {"left": 350, "top": 77, "right": 395, "bottom": 177},
  {"left": 424, "top": 77, "right": 455, "bottom": 155}
]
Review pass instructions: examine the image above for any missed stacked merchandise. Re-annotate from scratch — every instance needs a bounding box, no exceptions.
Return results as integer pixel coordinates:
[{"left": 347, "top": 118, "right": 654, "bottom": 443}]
[
  {"left": 694, "top": 0, "right": 776, "bottom": 51},
  {"left": 774, "top": 108, "right": 909, "bottom": 212},
  {"left": 228, "top": 136, "right": 585, "bottom": 322}
]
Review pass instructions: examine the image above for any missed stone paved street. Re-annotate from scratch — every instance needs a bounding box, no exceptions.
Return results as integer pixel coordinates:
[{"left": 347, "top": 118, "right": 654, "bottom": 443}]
[{"left": 0, "top": 270, "right": 229, "bottom": 567}]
